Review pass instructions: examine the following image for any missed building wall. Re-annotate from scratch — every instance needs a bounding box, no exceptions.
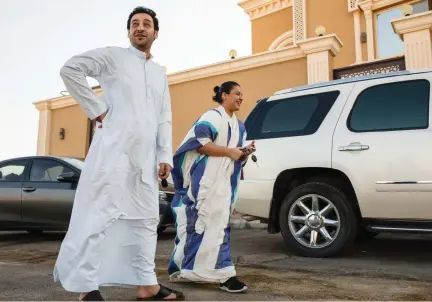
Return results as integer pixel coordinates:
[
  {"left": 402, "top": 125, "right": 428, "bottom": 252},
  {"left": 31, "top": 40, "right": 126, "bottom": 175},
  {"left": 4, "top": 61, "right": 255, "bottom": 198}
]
[
  {"left": 169, "top": 58, "right": 307, "bottom": 149},
  {"left": 251, "top": 7, "right": 293, "bottom": 54},
  {"left": 49, "top": 105, "right": 89, "bottom": 159},
  {"left": 44, "top": 58, "right": 307, "bottom": 158},
  {"left": 306, "top": 0, "right": 356, "bottom": 69}
]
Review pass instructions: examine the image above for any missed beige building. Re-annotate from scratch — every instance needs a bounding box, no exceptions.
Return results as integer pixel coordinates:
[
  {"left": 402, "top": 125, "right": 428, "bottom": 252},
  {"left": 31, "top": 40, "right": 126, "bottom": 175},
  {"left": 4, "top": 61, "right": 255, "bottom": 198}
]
[{"left": 34, "top": 0, "right": 432, "bottom": 159}]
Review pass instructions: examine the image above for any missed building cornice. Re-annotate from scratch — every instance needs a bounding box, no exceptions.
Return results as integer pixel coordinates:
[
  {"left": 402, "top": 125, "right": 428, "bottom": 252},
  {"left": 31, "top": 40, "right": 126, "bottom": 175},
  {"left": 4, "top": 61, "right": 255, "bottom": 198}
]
[
  {"left": 358, "top": 0, "right": 406, "bottom": 12},
  {"left": 167, "top": 45, "right": 304, "bottom": 85},
  {"left": 297, "top": 34, "right": 344, "bottom": 57},
  {"left": 392, "top": 10, "right": 432, "bottom": 40},
  {"left": 238, "top": 0, "right": 293, "bottom": 21},
  {"left": 33, "top": 88, "right": 102, "bottom": 111},
  {"left": 371, "top": 0, "right": 406, "bottom": 11},
  {"left": 34, "top": 100, "right": 52, "bottom": 111},
  {"left": 34, "top": 34, "right": 345, "bottom": 110}
]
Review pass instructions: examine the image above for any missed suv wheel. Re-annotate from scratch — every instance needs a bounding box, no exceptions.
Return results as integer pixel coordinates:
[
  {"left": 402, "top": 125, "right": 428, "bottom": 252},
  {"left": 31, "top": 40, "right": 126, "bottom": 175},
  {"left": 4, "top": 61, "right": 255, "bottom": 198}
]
[{"left": 279, "top": 182, "right": 358, "bottom": 257}]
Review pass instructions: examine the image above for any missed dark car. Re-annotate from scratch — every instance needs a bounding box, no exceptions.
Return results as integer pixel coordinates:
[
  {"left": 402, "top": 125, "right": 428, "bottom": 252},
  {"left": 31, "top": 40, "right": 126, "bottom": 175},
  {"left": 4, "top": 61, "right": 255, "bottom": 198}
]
[{"left": 0, "top": 156, "right": 174, "bottom": 234}]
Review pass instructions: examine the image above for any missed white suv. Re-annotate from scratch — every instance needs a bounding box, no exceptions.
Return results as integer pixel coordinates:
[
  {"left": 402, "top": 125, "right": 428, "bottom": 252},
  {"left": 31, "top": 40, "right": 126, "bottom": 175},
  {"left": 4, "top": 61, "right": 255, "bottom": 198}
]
[{"left": 236, "top": 69, "right": 432, "bottom": 258}]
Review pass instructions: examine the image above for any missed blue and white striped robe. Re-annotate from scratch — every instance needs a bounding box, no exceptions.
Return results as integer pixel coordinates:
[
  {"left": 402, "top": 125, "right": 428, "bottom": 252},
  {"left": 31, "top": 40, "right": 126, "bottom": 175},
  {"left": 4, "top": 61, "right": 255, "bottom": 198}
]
[{"left": 168, "top": 105, "right": 247, "bottom": 283}]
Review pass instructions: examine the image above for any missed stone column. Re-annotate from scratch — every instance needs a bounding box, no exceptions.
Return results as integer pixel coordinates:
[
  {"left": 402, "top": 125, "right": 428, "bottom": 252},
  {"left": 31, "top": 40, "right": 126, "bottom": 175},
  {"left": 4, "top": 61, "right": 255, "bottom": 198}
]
[
  {"left": 298, "top": 34, "right": 343, "bottom": 84},
  {"left": 34, "top": 101, "right": 52, "bottom": 156},
  {"left": 392, "top": 11, "right": 432, "bottom": 70},
  {"left": 353, "top": 9, "right": 363, "bottom": 63},
  {"left": 358, "top": 0, "right": 374, "bottom": 61}
]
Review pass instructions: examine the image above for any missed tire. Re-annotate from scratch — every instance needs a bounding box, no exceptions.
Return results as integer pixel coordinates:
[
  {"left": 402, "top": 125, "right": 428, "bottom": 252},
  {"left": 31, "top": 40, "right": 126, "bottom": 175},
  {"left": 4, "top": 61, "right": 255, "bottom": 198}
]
[
  {"left": 356, "top": 228, "right": 379, "bottom": 241},
  {"left": 279, "top": 182, "right": 358, "bottom": 258}
]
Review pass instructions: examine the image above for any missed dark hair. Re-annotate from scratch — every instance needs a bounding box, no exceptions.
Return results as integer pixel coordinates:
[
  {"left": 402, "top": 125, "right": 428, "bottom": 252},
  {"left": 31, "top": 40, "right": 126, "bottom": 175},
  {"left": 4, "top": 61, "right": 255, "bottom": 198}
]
[
  {"left": 127, "top": 6, "right": 159, "bottom": 32},
  {"left": 212, "top": 81, "right": 240, "bottom": 104}
]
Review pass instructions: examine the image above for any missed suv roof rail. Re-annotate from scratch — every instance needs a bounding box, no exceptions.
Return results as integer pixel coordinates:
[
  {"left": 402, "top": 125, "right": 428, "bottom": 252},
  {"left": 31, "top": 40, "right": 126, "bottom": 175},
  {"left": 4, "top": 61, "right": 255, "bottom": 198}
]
[
  {"left": 256, "top": 97, "right": 269, "bottom": 104},
  {"left": 274, "top": 69, "right": 432, "bottom": 96}
]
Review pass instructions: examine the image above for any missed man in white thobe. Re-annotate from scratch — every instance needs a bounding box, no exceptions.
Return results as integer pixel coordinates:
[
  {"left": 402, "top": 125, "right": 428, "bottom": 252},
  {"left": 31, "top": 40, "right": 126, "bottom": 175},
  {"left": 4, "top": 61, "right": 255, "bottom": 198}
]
[{"left": 53, "top": 7, "right": 184, "bottom": 301}]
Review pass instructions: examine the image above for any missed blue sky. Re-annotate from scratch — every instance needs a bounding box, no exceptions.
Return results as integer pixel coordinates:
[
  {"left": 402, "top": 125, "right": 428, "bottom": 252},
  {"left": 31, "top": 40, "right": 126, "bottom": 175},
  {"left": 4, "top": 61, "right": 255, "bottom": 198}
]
[{"left": 0, "top": 0, "right": 251, "bottom": 161}]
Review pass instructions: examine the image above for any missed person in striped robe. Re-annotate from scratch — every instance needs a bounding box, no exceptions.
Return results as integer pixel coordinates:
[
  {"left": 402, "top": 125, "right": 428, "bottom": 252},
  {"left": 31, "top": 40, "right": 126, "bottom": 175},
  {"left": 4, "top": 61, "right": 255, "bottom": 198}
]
[{"left": 168, "top": 81, "right": 255, "bottom": 293}]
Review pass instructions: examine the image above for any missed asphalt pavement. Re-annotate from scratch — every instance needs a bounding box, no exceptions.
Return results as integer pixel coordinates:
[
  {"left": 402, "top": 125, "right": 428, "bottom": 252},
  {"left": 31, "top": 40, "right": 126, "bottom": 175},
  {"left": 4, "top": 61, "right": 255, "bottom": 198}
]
[{"left": 1, "top": 229, "right": 432, "bottom": 300}]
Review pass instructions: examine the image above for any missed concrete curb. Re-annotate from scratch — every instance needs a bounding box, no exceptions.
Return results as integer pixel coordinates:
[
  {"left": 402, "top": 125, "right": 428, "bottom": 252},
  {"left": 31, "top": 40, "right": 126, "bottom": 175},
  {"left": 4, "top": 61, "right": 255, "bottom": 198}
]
[{"left": 229, "top": 217, "right": 267, "bottom": 230}]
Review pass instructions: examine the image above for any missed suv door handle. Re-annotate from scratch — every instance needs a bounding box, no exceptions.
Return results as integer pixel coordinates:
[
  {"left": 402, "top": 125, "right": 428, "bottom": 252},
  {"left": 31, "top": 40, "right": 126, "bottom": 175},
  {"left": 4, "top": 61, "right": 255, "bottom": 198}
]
[
  {"left": 338, "top": 145, "right": 369, "bottom": 151},
  {"left": 22, "top": 187, "right": 36, "bottom": 192}
]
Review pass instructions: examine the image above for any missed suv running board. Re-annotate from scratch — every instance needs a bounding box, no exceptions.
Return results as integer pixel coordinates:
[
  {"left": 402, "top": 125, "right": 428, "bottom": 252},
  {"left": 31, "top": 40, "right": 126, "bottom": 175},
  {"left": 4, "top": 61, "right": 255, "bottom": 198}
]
[
  {"left": 369, "top": 226, "right": 432, "bottom": 233},
  {"left": 364, "top": 219, "right": 432, "bottom": 233}
]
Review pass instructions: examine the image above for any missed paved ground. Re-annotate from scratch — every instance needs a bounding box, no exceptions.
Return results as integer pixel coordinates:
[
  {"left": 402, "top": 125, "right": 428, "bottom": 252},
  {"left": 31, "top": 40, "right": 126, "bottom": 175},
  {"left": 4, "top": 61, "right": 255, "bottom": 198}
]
[{"left": 1, "top": 229, "right": 432, "bottom": 300}]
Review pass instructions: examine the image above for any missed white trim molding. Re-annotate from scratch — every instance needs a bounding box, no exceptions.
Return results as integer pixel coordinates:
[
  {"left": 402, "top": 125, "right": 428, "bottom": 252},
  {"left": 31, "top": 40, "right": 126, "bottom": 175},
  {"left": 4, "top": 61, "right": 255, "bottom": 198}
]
[
  {"left": 268, "top": 30, "right": 294, "bottom": 50},
  {"left": 33, "top": 89, "right": 102, "bottom": 112},
  {"left": 167, "top": 45, "right": 304, "bottom": 85},
  {"left": 359, "top": 0, "right": 375, "bottom": 61},
  {"left": 392, "top": 10, "right": 432, "bottom": 40},
  {"left": 370, "top": 0, "right": 407, "bottom": 11},
  {"left": 298, "top": 34, "right": 344, "bottom": 84},
  {"left": 34, "top": 34, "right": 345, "bottom": 105},
  {"left": 297, "top": 34, "right": 344, "bottom": 56},
  {"left": 293, "top": 0, "right": 307, "bottom": 43},
  {"left": 353, "top": 10, "right": 363, "bottom": 63},
  {"left": 35, "top": 104, "right": 52, "bottom": 156},
  {"left": 348, "top": 0, "right": 360, "bottom": 12},
  {"left": 392, "top": 11, "right": 432, "bottom": 70},
  {"left": 238, "top": 0, "right": 293, "bottom": 21}
]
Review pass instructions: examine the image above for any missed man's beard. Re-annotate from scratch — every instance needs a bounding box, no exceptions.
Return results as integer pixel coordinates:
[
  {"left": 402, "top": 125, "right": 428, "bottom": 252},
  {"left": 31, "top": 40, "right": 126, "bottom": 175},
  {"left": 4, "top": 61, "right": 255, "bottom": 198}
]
[{"left": 135, "top": 38, "right": 153, "bottom": 50}]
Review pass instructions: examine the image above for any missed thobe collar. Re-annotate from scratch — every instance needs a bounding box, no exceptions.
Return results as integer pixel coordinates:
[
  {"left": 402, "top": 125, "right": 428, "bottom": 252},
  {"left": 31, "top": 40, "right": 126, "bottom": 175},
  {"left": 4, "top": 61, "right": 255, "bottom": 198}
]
[
  {"left": 217, "top": 105, "right": 236, "bottom": 121},
  {"left": 129, "top": 45, "right": 153, "bottom": 60}
]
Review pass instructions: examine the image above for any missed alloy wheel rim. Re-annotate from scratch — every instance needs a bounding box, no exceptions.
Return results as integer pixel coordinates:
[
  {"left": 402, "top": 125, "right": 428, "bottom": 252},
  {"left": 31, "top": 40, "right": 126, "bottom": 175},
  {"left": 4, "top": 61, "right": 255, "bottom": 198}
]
[{"left": 288, "top": 194, "right": 341, "bottom": 249}]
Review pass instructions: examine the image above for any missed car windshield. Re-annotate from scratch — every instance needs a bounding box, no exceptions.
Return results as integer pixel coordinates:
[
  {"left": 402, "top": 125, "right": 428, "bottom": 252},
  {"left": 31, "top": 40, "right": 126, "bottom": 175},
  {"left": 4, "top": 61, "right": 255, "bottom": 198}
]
[{"left": 60, "top": 157, "right": 84, "bottom": 170}]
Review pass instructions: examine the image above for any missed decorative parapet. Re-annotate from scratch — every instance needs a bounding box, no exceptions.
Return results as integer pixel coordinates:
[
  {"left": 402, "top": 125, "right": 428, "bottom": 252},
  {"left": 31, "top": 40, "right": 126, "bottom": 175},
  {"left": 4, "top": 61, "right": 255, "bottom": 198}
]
[
  {"left": 333, "top": 56, "right": 406, "bottom": 79},
  {"left": 392, "top": 11, "right": 432, "bottom": 70},
  {"left": 34, "top": 34, "right": 344, "bottom": 108},
  {"left": 238, "top": 0, "right": 293, "bottom": 20},
  {"left": 293, "top": 0, "right": 307, "bottom": 43},
  {"left": 168, "top": 45, "right": 304, "bottom": 85}
]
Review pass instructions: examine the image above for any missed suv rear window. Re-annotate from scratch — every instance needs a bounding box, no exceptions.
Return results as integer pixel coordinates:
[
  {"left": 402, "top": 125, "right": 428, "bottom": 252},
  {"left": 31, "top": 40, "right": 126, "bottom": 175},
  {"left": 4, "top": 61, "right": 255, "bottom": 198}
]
[
  {"left": 246, "top": 91, "right": 340, "bottom": 140},
  {"left": 348, "top": 79, "right": 430, "bottom": 132}
]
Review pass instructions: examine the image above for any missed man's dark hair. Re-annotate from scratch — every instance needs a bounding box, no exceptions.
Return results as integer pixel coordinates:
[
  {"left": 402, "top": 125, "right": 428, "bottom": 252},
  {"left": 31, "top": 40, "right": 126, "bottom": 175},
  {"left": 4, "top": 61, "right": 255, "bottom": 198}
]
[{"left": 127, "top": 6, "right": 159, "bottom": 32}]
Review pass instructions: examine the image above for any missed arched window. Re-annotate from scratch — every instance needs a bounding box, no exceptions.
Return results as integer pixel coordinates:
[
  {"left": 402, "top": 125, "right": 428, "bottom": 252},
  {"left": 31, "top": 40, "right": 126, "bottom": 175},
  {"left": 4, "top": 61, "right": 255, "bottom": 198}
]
[{"left": 268, "top": 30, "right": 294, "bottom": 51}]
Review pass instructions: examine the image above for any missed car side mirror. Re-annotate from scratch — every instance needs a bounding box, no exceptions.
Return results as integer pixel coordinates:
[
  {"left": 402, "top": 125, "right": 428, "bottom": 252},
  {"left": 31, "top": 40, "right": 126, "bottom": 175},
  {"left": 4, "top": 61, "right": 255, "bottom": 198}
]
[{"left": 57, "top": 172, "right": 79, "bottom": 183}]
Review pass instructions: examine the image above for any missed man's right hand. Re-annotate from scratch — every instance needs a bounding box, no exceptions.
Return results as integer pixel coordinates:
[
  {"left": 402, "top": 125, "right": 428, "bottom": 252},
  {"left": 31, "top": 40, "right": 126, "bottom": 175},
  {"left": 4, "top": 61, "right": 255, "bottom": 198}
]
[
  {"left": 227, "top": 148, "right": 244, "bottom": 161},
  {"left": 95, "top": 110, "right": 108, "bottom": 128}
]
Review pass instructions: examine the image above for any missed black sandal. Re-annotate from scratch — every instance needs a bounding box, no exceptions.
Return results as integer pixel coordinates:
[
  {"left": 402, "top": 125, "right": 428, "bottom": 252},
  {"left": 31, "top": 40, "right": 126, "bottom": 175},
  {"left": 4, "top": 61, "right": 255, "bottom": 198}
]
[
  {"left": 81, "top": 290, "right": 105, "bottom": 301},
  {"left": 136, "top": 284, "right": 185, "bottom": 301}
]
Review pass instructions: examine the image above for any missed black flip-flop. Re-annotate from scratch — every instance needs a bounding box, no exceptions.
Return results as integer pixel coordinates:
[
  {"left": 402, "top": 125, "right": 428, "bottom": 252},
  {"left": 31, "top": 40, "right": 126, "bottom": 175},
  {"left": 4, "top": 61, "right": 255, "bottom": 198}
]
[
  {"left": 136, "top": 284, "right": 185, "bottom": 301},
  {"left": 81, "top": 290, "right": 104, "bottom": 301}
]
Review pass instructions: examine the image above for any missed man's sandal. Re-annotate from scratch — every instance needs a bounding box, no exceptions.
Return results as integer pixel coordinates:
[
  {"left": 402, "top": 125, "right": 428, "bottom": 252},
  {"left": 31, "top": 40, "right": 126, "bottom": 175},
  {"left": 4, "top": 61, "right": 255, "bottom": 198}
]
[{"left": 136, "top": 284, "right": 185, "bottom": 301}]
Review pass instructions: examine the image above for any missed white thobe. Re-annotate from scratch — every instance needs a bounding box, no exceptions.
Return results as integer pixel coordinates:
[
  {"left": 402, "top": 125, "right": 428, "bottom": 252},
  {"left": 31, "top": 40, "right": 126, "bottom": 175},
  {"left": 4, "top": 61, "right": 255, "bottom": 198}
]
[{"left": 53, "top": 45, "right": 173, "bottom": 292}]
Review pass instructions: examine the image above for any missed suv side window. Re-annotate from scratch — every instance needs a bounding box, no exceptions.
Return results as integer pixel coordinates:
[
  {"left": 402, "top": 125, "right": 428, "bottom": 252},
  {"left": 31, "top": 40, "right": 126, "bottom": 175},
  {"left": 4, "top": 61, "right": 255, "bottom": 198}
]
[
  {"left": 247, "top": 91, "right": 340, "bottom": 140},
  {"left": 30, "top": 159, "right": 74, "bottom": 182},
  {"left": 348, "top": 80, "right": 430, "bottom": 132},
  {"left": 0, "top": 160, "right": 28, "bottom": 182}
]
